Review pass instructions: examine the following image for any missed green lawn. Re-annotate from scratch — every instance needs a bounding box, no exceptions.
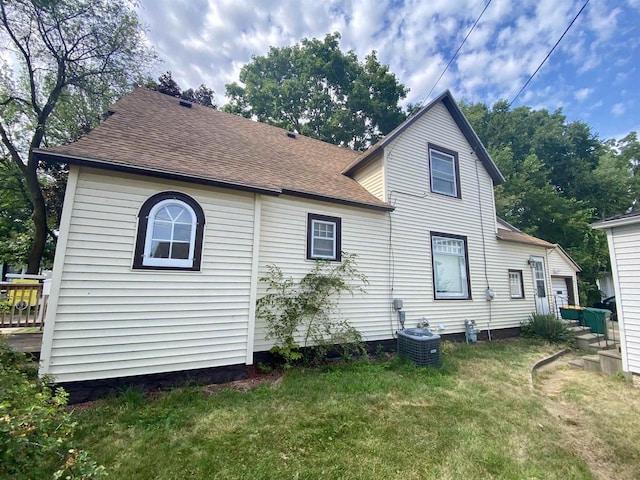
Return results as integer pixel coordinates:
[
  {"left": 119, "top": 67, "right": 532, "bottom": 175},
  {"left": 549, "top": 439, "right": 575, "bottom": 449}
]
[{"left": 72, "top": 340, "right": 640, "bottom": 479}]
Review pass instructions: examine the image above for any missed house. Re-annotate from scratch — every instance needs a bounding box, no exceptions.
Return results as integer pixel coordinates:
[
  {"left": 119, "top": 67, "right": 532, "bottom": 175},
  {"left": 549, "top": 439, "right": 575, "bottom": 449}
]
[
  {"left": 34, "top": 88, "right": 580, "bottom": 398},
  {"left": 592, "top": 211, "right": 640, "bottom": 386}
]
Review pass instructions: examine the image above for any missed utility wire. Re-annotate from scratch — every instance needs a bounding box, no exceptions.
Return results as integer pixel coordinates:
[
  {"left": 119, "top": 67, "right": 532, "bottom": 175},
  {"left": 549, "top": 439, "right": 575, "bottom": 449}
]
[
  {"left": 509, "top": 0, "right": 590, "bottom": 106},
  {"left": 411, "top": 0, "right": 492, "bottom": 115}
]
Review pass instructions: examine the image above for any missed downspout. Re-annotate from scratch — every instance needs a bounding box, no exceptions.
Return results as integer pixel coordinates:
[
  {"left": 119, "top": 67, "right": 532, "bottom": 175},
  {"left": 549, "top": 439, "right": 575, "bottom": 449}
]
[{"left": 475, "top": 159, "right": 493, "bottom": 340}]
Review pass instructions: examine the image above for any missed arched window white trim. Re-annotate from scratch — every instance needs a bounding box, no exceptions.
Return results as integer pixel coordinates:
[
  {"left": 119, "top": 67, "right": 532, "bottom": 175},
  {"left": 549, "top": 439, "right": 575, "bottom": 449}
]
[
  {"left": 143, "top": 199, "right": 197, "bottom": 268},
  {"left": 134, "top": 192, "right": 205, "bottom": 271}
]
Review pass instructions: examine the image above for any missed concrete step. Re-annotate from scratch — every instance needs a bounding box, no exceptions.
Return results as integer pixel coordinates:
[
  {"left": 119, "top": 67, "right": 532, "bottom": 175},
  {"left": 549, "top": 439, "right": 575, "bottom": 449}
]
[
  {"left": 583, "top": 354, "right": 602, "bottom": 373},
  {"left": 563, "top": 319, "right": 580, "bottom": 327},
  {"left": 568, "top": 358, "right": 585, "bottom": 369},
  {"left": 575, "top": 333, "right": 611, "bottom": 352},
  {"left": 598, "top": 349, "right": 623, "bottom": 376},
  {"left": 568, "top": 326, "right": 591, "bottom": 336}
]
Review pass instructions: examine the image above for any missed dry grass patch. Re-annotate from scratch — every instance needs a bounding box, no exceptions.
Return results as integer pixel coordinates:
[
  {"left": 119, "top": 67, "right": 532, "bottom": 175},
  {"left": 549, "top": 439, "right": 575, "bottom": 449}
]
[
  {"left": 535, "top": 360, "right": 640, "bottom": 480},
  {"left": 71, "top": 340, "right": 625, "bottom": 479}
]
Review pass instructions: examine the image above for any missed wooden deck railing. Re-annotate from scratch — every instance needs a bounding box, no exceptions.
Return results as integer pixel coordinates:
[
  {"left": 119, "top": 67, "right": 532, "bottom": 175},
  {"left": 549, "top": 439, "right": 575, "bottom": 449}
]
[{"left": 0, "top": 282, "right": 48, "bottom": 328}]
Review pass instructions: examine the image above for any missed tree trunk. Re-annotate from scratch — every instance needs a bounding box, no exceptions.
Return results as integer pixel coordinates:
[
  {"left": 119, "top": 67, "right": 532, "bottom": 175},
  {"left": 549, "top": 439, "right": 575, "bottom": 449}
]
[{"left": 25, "top": 152, "right": 48, "bottom": 274}]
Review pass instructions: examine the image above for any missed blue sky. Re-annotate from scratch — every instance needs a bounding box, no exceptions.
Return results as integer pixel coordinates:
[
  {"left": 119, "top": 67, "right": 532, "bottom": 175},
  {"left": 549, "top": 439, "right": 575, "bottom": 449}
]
[{"left": 137, "top": 0, "right": 640, "bottom": 141}]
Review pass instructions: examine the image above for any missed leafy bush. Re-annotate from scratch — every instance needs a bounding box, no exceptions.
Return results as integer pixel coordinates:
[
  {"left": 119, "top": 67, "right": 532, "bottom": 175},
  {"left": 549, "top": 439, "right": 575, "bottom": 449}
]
[
  {"left": 0, "top": 337, "right": 106, "bottom": 479},
  {"left": 520, "top": 313, "right": 572, "bottom": 343},
  {"left": 256, "top": 253, "right": 368, "bottom": 367},
  {"left": 0, "top": 300, "right": 12, "bottom": 314}
]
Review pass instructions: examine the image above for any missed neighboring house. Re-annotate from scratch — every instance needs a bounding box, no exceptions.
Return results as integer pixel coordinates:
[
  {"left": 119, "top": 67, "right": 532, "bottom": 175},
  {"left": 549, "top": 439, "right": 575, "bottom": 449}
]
[
  {"left": 34, "top": 89, "right": 579, "bottom": 395},
  {"left": 592, "top": 211, "right": 640, "bottom": 385}
]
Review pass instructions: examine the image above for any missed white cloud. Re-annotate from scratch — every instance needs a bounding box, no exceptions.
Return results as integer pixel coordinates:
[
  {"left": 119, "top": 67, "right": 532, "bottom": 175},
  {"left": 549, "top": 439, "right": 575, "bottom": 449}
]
[
  {"left": 612, "top": 103, "right": 626, "bottom": 116},
  {"left": 574, "top": 88, "right": 594, "bottom": 101},
  {"left": 134, "top": 0, "right": 639, "bottom": 139}
]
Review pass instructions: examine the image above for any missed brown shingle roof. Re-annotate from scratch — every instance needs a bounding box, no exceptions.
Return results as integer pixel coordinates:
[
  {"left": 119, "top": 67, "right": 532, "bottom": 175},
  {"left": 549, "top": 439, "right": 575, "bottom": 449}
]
[
  {"left": 35, "top": 88, "right": 392, "bottom": 211},
  {"left": 496, "top": 228, "right": 555, "bottom": 248}
]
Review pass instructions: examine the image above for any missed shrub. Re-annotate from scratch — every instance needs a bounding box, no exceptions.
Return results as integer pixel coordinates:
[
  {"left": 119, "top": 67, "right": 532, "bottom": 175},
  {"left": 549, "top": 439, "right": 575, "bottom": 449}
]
[
  {"left": 0, "top": 336, "right": 106, "bottom": 479},
  {"left": 256, "top": 252, "right": 368, "bottom": 367},
  {"left": 520, "top": 313, "right": 572, "bottom": 343}
]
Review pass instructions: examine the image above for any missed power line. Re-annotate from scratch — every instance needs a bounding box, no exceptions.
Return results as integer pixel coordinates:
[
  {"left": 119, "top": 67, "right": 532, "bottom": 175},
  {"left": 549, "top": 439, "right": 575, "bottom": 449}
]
[
  {"left": 509, "top": 0, "right": 590, "bottom": 106},
  {"left": 412, "top": 0, "right": 492, "bottom": 115}
]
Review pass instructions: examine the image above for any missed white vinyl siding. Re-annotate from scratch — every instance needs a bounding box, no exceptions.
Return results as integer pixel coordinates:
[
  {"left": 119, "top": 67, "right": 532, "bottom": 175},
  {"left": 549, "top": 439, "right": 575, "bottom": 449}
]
[
  {"left": 606, "top": 223, "right": 640, "bottom": 374},
  {"left": 40, "top": 167, "right": 256, "bottom": 382},
  {"left": 547, "top": 248, "right": 580, "bottom": 306},
  {"left": 352, "top": 156, "right": 385, "bottom": 200},
  {"left": 255, "top": 195, "right": 391, "bottom": 352},
  {"left": 384, "top": 101, "right": 547, "bottom": 332}
]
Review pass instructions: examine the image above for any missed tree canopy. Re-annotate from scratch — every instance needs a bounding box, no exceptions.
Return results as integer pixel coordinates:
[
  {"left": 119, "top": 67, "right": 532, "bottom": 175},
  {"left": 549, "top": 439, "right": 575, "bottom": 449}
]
[
  {"left": 144, "top": 71, "right": 216, "bottom": 108},
  {"left": 0, "top": 0, "right": 155, "bottom": 273},
  {"left": 461, "top": 100, "right": 639, "bottom": 303},
  {"left": 223, "top": 33, "right": 408, "bottom": 151}
]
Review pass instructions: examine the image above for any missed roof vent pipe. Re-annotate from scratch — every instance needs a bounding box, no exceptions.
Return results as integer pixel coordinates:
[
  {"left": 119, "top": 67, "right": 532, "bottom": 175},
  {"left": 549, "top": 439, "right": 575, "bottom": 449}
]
[
  {"left": 286, "top": 131, "right": 296, "bottom": 138},
  {"left": 179, "top": 100, "right": 192, "bottom": 108}
]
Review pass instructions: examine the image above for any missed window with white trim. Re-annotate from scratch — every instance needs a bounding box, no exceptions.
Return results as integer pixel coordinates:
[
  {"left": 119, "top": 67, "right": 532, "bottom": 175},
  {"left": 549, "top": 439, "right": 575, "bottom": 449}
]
[
  {"left": 134, "top": 192, "right": 205, "bottom": 270},
  {"left": 307, "top": 213, "right": 341, "bottom": 261},
  {"left": 509, "top": 270, "right": 525, "bottom": 299},
  {"left": 429, "top": 143, "right": 460, "bottom": 198},
  {"left": 431, "top": 233, "right": 470, "bottom": 299}
]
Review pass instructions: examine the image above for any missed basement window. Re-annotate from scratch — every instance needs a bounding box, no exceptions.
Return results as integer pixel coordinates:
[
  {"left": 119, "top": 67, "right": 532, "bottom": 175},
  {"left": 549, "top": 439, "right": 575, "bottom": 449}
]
[{"left": 134, "top": 192, "right": 205, "bottom": 271}]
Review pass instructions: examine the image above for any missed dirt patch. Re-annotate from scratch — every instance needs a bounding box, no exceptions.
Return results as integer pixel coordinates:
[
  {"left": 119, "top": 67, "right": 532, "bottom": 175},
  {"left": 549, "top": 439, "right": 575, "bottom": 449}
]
[
  {"left": 202, "top": 369, "right": 283, "bottom": 395},
  {"left": 534, "top": 356, "right": 631, "bottom": 480}
]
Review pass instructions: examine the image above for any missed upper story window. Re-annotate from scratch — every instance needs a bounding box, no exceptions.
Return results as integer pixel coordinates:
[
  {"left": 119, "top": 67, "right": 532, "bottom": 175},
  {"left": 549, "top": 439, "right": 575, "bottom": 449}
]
[
  {"left": 431, "top": 232, "right": 470, "bottom": 300},
  {"left": 133, "top": 192, "right": 205, "bottom": 271},
  {"left": 307, "top": 213, "right": 341, "bottom": 261},
  {"left": 429, "top": 143, "right": 460, "bottom": 198}
]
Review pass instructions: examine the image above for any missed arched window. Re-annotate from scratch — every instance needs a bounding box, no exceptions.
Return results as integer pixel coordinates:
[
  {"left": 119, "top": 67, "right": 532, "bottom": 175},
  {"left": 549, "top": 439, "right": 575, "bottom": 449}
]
[{"left": 133, "top": 192, "right": 205, "bottom": 271}]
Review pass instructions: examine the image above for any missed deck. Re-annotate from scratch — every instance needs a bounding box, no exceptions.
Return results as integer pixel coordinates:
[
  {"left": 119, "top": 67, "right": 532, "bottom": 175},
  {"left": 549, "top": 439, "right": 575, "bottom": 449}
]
[{"left": 3, "top": 332, "right": 43, "bottom": 356}]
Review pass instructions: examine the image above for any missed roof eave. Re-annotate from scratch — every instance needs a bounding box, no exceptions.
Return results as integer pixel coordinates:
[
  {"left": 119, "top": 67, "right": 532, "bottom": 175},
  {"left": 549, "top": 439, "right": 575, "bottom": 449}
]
[
  {"left": 281, "top": 188, "right": 394, "bottom": 212},
  {"left": 35, "top": 150, "right": 394, "bottom": 212},
  {"left": 343, "top": 90, "right": 506, "bottom": 186},
  {"left": 34, "top": 150, "right": 283, "bottom": 196},
  {"left": 496, "top": 233, "right": 554, "bottom": 249},
  {"left": 591, "top": 215, "right": 640, "bottom": 229}
]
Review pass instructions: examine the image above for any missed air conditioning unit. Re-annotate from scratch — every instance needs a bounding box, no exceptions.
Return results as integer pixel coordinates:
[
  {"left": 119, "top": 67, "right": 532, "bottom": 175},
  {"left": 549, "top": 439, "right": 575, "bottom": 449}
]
[{"left": 397, "top": 328, "right": 442, "bottom": 367}]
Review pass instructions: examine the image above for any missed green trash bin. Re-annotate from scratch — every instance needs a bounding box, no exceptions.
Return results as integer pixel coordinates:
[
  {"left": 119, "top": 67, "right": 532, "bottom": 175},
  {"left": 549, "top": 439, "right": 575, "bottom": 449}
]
[
  {"left": 560, "top": 306, "right": 584, "bottom": 321},
  {"left": 582, "top": 307, "right": 610, "bottom": 335}
]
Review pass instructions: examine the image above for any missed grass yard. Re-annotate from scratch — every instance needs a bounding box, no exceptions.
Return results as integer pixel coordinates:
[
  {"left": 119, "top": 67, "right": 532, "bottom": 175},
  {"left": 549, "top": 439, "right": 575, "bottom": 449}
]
[{"left": 72, "top": 340, "right": 640, "bottom": 479}]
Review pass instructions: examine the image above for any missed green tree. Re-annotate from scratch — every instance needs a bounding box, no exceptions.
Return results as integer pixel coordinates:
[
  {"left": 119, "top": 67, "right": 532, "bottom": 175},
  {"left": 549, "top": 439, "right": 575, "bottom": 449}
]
[
  {"left": 461, "top": 100, "right": 635, "bottom": 304},
  {"left": 0, "top": 0, "right": 154, "bottom": 274},
  {"left": 224, "top": 32, "right": 408, "bottom": 150},
  {"left": 145, "top": 71, "right": 217, "bottom": 108}
]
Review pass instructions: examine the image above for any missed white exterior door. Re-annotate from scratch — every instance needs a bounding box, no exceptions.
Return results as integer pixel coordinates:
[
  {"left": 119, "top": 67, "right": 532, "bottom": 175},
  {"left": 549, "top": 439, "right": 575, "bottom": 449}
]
[{"left": 531, "top": 257, "right": 550, "bottom": 315}]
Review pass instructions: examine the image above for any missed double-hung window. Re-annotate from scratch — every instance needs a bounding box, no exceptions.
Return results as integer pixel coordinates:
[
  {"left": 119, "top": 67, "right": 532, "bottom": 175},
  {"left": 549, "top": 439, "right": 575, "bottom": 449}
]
[
  {"left": 509, "top": 270, "right": 525, "bottom": 299},
  {"left": 431, "top": 232, "right": 470, "bottom": 299},
  {"left": 307, "top": 213, "right": 341, "bottom": 261},
  {"left": 429, "top": 143, "right": 460, "bottom": 198},
  {"left": 134, "top": 192, "right": 205, "bottom": 271}
]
